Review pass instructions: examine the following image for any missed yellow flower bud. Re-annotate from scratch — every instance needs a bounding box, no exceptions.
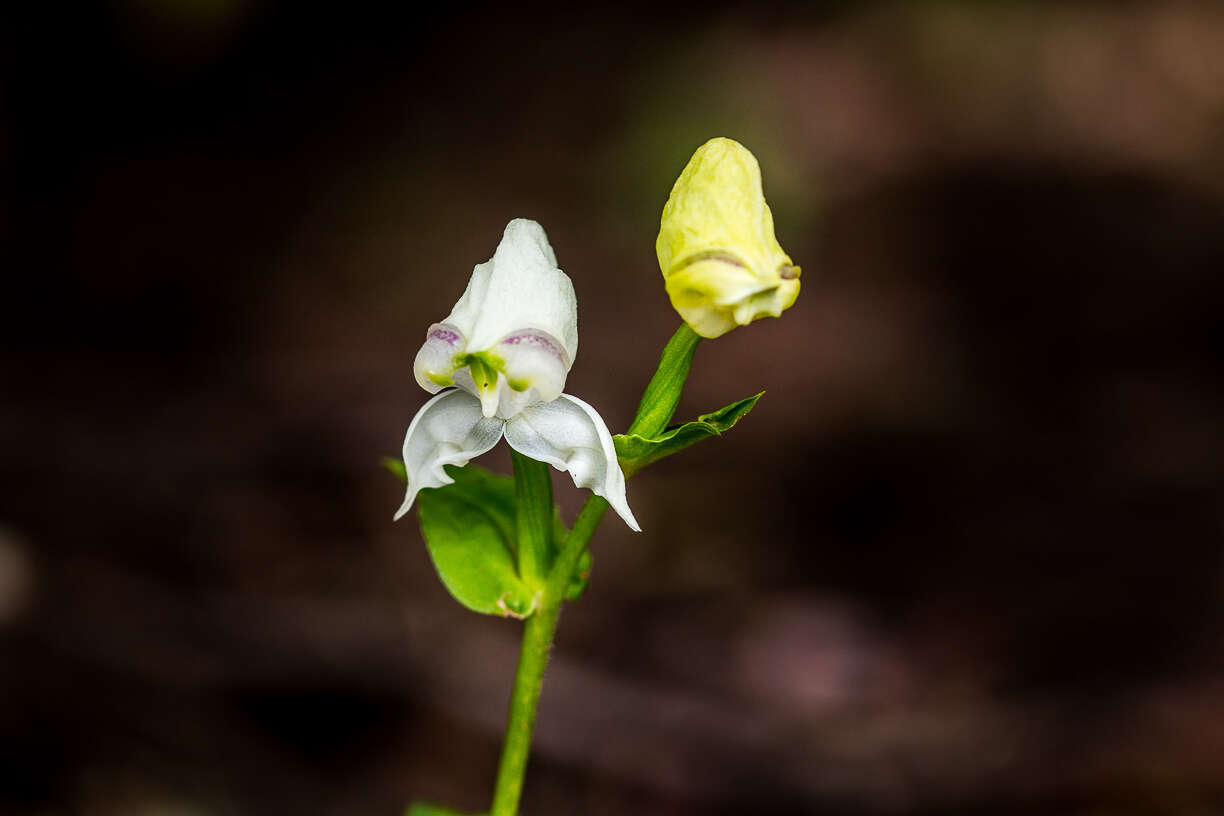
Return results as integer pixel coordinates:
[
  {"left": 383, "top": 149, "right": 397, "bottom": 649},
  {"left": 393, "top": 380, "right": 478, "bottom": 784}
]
[{"left": 656, "top": 138, "right": 800, "bottom": 338}]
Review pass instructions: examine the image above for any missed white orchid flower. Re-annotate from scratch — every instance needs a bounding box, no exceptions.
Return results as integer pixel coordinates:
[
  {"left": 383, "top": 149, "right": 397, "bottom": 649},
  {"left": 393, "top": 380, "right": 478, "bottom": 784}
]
[{"left": 394, "top": 219, "right": 639, "bottom": 531}]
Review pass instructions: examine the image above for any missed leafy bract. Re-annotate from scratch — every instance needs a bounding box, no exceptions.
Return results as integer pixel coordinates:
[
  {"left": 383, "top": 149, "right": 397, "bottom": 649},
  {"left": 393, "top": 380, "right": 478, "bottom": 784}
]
[
  {"left": 385, "top": 462, "right": 588, "bottom": 613},
  {"left": 613, "top": 392, "right": 762, "bottom": 477},
  {"left": 417, "top": 465, "right": 539, "bottom": 618}
]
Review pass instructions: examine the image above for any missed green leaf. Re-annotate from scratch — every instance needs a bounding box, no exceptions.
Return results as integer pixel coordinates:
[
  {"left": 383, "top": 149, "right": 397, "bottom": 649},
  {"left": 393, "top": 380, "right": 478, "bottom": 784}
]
[
  {"left": 613, "top": 392, "right": 763, "bottom": 477},
  {"left": 405, "top": 803, "right": 481, "bottom": 816},
  {"left": 417, "top": 465, "right": 540, "bottom": 618},
  {"left": 385, "top": 459, "right": 528, "bottom": 553},
  {"left": 385, "top": 459, "right": 593, "bottom": 610}
]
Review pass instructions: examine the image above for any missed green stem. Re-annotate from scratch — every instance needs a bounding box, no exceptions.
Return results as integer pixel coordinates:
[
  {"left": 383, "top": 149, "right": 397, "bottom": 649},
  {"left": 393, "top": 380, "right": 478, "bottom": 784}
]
[
  {"left": 547, "top": 497, "right": 610, "bottom": 603},
  {"left": 627, "top": 324, "right": 702, "bottom": 437},
  {"left": 488, "top": 596, "right": 557, "bottom": 816},
  {"left": 510, "top": 449, "right": 553, "bottom": 589},
  {"left": 490, "top": 324, "right": 699, "bottom": 815},
  {"left": 490, "top": 497, "right": 609, "bottom": 816}
]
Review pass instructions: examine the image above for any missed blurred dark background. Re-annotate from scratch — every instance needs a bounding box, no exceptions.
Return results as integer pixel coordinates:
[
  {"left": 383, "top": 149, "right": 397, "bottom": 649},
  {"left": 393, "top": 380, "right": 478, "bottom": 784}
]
[{"left": 4, "top": 1, "right": 1224, "bottom": 814}]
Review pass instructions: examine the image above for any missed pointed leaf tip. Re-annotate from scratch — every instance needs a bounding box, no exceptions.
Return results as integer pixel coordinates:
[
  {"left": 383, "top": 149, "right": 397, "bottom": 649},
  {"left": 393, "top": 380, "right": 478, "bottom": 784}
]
[{"left": 614, "top": 392, "right": 763, "bottom": 477}]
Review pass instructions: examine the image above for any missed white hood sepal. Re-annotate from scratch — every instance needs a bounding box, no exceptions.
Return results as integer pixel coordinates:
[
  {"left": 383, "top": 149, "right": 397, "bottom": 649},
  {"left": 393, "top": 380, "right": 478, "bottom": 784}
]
[{"left": 412, "top": 219, "right": 577, "bottom": 419}]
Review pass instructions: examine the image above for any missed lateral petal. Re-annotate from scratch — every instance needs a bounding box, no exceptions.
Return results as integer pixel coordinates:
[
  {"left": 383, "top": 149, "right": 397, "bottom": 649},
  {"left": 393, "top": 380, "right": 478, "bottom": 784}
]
[
  {"left": 493, "top": 328, "right": 571, "bottom": 416},
  {"left": 413, "top": 322, "right": 466, "bottom": 393},
  {"left": 394, "top": 389, "right": 505, "bottom": 521},
  {"left": 504, "top": 394, "right": 640, "bottom": 532}
]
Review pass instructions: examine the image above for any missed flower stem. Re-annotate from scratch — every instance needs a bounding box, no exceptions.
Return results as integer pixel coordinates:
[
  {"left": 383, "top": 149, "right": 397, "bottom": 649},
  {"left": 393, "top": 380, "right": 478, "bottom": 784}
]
[
  {"left": 488, "top": 595, "right": 557, "bottom": 816},
  {"left": 627, "top": 323, "right": 702, "bottom": 437},
  {"left": 510, "top": 449, "right": 554, "bottom": 590},
  {"left": 489, "top": 496, "right": 609, "bottom": 816},
  {"left": 490, "top": 324, "right": 698, "bottom": 815}
]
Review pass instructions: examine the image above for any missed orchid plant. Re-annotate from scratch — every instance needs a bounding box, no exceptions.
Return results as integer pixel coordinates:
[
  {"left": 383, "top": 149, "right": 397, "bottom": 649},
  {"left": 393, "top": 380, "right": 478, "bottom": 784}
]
[{"left": 389, "top": 138, "right": 800, "bottom": 816}]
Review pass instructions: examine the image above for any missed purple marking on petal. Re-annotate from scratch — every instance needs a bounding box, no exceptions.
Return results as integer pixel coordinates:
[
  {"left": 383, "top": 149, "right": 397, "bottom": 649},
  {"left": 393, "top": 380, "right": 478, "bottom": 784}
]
[
  {"left": 499, "top": 330, "right": 566, "bottom": 363},
  {"left": 429, "top": 328, "right": 460, "bottom": 345}
]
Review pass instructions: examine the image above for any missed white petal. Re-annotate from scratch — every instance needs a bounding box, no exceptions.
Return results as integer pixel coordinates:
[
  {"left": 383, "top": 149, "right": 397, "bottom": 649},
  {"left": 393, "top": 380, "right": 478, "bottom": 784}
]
[
  {"left": 504, "top": 394, "right": 640, "bottom": 532},
  {"left": 413, "top": 323, "right": 466, "bottom": 393},
  {"left": 493, "top": 328, "right": 570, "bottom": 412},
  {"left": 462, "top": 219, "right": 578, "bottom": 364},
  {"left": 393, "top": 389, "right": 505, "bottom": 521}
]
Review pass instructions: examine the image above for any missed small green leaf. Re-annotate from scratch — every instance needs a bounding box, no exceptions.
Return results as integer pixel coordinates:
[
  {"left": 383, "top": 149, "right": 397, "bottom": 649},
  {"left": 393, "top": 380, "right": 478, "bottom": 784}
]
[
  {"left": 405, "top": 803, "right": 481, "bottom": 816},
  {"left": 386, "top": 459, "right": 591, "bottom": 609},
  {"left": 417, "top": 466, "right": 540, "bottom": 618},
  {"left": 613, "top": 392, "right": 763, "bottom": 477}
]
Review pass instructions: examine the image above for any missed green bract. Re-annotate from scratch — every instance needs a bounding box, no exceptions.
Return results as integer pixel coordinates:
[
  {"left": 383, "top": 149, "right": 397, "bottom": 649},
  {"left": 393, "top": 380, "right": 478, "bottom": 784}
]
[
  {"left": 615, "top": 393, "right": 762, "bottom": 477},
  {"left": 385, "top": 463, "right": 588, "bottom": 617},
  {"left": 418, "top": 466, "right": 540, "bottom": 618}
]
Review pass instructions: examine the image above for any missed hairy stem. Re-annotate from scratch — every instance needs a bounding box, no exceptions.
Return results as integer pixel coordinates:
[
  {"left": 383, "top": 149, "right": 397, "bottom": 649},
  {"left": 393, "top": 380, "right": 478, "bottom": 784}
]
[
  {"left": 489, "top": 497, "right": 609, "bottom": 816},
  {"left": 488, "top": 595, "right": 557, "bottom": 816}
]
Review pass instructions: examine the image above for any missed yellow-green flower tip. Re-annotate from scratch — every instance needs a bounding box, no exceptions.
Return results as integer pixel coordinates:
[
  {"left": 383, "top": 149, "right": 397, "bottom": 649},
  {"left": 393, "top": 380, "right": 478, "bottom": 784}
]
[{"left": 656, "top": 137, "right": 800, "bottom": 338}]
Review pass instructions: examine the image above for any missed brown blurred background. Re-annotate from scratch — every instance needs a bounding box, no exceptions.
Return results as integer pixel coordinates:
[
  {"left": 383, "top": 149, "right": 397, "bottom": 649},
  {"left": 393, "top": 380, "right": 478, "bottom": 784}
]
[{"left": 4, "top": 1, "right": 1224, "bottom": 814}]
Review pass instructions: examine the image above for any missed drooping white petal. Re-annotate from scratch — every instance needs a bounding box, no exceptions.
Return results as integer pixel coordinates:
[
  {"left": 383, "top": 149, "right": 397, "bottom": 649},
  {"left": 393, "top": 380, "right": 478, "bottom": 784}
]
[
  {"left": 394, "top": 389, "right": 505, "bottom": 521},
  {"left": 504, "top": 394, "right": 640, "bottom": 532},
  {"left": 413, "top": 323, "right": 466, "bottom": 393},
  {"left": 460, "top": 219, "right": 578, "bottom": 364}
]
